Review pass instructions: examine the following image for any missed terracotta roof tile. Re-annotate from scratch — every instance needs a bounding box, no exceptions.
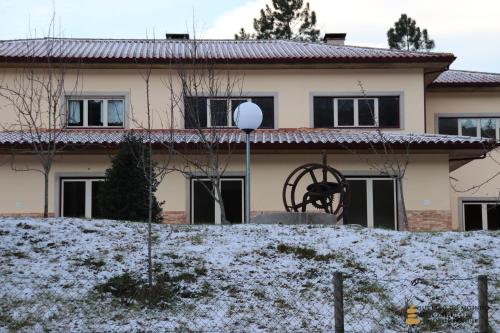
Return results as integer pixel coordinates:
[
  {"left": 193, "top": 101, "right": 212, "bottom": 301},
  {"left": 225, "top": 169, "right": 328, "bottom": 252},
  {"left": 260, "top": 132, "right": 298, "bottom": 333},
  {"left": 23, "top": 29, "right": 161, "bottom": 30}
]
[
  {"left": 0, "top": 38, "right": 455, "bottom": 64},
  {"left": 431, "top": 70, "right": 500, "bottom": 87},
  {"left": 0, "top": 128, "right": 491, "bottom": 148}
]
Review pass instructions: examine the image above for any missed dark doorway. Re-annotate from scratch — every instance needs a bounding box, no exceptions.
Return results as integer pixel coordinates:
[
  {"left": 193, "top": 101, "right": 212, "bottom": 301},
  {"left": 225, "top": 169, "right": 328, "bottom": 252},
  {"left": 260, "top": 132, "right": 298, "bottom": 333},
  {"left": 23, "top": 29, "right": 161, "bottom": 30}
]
[{"left": 62, "top": 181, "right": 86, "bottom": 218}]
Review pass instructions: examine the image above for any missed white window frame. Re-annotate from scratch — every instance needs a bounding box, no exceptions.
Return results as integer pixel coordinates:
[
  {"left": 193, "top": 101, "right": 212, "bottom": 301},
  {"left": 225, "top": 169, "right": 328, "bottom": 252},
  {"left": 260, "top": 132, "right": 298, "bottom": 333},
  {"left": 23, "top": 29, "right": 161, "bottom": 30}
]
[
  {"left": 334, "top": 97, "right": 379, "bottom": 128},
  {"left": 190, "top": 177, "right": 245, "bottom": 224},
  {"left": 462, "top": 201, "right": 499, "bottom": 231},
  {"left": 440, "top": 117, "right": 500, "bottom": 139},
  {"left": 67, "top": 98, "right": 125, "bottom": 128},
  {"left": 346, "top": 177, "right": 397, "bottom": 229},
  {"left": 207, "top": 98, "right": 251, "bottom": 128},
  {"left": 60, "top": 178, "right": 104, "bottom": 218}
]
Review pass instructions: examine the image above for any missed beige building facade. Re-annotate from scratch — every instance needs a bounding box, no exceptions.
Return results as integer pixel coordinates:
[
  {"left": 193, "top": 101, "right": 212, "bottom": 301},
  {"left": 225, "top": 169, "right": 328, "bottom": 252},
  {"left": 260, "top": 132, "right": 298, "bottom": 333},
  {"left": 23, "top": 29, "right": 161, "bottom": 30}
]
[{"left": 0, "top": 37, "right": 497, "bottom": 231}]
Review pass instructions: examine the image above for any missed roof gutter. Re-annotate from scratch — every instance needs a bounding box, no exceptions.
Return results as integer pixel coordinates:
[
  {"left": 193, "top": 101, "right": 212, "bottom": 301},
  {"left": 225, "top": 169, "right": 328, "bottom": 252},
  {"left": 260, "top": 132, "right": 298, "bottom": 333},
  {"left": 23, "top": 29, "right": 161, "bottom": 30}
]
[{"left": 449, "top": 152, "right": 488, "bottom": 162}]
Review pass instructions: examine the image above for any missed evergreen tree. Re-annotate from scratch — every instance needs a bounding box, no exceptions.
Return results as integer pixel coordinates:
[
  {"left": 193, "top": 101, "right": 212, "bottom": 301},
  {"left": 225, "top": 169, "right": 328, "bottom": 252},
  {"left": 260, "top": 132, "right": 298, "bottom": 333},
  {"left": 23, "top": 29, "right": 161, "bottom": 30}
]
[
  {"left": 235, "top": 0, "right": 320, "bottom": 41},
  {"left": 98, "top": 133, "right": 163, "bottom": 223},
  {"left": 387, "top": 14, "right": 435, "bottom": 51}
]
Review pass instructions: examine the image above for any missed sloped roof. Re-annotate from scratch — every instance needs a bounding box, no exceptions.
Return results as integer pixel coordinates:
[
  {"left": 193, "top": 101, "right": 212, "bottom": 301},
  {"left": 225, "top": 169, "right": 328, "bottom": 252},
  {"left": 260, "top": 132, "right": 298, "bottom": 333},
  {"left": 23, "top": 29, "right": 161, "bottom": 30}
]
[
  {"left": 0, "top": 128, "right": 491, "bottom": 149},
  {"left": 0, "top": 38, "right": 455, "bottom": 64},
  {"left": 431, "top": 70, "right": 500, "bottom": 88}
]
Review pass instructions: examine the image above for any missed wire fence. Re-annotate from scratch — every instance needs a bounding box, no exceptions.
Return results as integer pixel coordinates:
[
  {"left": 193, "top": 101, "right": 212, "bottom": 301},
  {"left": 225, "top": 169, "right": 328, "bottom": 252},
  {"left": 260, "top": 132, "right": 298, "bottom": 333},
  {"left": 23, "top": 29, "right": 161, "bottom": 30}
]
[{"left": 0, "top": 273, "right": 498, "bottom": 332}]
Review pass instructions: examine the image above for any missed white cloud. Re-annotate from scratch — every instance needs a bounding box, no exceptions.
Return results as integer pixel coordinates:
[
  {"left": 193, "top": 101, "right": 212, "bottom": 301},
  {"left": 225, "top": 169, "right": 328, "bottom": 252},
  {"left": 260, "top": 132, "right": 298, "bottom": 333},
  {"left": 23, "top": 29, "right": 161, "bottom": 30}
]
[{"left": 204, "top": 0, "right": 500, "bottom": 71}]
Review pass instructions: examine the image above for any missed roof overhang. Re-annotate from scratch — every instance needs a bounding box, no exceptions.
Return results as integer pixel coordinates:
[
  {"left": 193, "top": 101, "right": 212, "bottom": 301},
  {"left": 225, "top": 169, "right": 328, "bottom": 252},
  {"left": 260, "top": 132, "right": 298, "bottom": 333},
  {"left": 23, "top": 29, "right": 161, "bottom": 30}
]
[{"left": 0, "top": 129, "right": 494, "bottom": 173}]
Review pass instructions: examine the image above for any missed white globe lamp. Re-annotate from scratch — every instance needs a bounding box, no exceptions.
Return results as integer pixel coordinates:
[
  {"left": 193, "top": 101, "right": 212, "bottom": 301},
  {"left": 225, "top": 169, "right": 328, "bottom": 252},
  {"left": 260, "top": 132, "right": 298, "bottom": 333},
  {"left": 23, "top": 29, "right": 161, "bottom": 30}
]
[{"left": 234, "top": 102, "right": 263, "bottom": 224}]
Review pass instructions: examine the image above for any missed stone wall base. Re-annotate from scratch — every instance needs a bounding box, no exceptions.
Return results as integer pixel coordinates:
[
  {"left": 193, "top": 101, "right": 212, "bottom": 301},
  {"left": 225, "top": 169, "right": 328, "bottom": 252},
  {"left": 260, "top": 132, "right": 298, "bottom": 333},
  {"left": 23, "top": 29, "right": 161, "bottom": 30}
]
[
  {"left": 0, "top": 210, "right": 454, "bottom": 231},
  {"left": 0, "top": 212, "right": 54, "bottom": 218},
  {"left": 406, "top": 210, "right": 452, "bottom": 231}
]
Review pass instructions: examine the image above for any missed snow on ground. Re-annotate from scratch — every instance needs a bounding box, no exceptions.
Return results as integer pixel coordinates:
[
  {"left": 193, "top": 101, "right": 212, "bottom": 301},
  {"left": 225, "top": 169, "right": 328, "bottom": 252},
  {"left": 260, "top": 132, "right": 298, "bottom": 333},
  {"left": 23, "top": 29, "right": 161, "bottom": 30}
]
[{"left": 0, "top": 217, "right": 498, "bottom": 332}]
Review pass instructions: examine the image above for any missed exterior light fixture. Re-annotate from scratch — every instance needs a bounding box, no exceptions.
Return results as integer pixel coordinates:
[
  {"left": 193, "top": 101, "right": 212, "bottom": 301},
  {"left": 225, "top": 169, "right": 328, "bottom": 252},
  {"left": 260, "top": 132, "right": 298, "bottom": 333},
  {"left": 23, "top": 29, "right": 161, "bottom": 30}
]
[{"left": 234, "top": 101, "right": 263, "bottom": 224}]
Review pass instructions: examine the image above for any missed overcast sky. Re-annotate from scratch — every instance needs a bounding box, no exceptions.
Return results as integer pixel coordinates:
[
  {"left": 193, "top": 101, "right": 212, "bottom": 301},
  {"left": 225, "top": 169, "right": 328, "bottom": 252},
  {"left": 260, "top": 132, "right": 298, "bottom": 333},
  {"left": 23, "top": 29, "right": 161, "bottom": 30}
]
[{"left": 1, "top": 0, "right": 499, "bottom": 72}]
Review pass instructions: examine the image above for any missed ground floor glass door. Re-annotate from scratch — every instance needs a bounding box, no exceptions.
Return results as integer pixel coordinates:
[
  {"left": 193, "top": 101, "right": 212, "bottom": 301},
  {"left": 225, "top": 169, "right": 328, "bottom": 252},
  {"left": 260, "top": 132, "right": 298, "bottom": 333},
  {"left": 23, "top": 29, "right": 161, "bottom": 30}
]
[
  {"left": 345, "top": 177, "right": 397, "bottom": 230},
  {"left": 61, "top": 178, "right": 104, "bottom": 218},
  {"left": 191, "top": 178, "right": 244, "bottom": 224},
  {"left": 463, "top": 201, "right": 500, "bottom": 231}
]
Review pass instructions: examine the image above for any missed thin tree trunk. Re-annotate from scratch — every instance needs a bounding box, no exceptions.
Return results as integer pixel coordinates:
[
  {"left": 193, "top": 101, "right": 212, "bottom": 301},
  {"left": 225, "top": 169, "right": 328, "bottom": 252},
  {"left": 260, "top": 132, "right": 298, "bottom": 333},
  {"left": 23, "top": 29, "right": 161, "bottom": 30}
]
[
  {"left": 397, "top": 177, "right": 408, "bottom": 230},
  {"left": 43, "top": 170, "right": 49, "bottom": 218},
  {"left": 147, "top": 138, "right": 153, "bottom": 287}
]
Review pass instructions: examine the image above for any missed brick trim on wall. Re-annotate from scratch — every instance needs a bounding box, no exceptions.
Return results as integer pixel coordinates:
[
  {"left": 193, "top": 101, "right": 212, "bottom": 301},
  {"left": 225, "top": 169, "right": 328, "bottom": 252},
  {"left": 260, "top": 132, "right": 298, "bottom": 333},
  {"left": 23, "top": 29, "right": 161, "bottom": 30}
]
[
  {"left": 406, "top": 210, "right": 452, "bottom": 231},
  {"left": 161, "top": 211, "right": 186, "bottom": 224}
]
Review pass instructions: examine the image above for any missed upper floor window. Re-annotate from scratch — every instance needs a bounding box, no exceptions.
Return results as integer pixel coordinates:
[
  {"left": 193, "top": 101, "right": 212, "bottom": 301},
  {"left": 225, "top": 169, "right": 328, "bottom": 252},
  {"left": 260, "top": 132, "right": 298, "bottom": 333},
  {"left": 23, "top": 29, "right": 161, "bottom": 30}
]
[
  {"left": 313, "top": 96, "right": 400, "bottom": 129},
  {"left": 184, "top": 96, "right": 275, "bottom": 129},
  {"left": 438, "top": 117, "right": 500, "bottom": 139},
  {"left": 67, "top": 98, "right": 125, "bottom": 128}
]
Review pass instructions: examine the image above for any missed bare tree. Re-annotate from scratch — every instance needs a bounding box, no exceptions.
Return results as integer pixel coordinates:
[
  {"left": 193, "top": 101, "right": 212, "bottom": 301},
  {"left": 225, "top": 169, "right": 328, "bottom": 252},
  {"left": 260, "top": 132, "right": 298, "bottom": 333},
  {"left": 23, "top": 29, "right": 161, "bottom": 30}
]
[
  {"left": 339, "top": 82, "right": 411, "bottom": 230},
  {"left": 127, "top": 39, "right": 175, "bottom": 288},
  {"left": 162, "top": 36, "right": 245, "bottom": 225},
  {"left": 0, "top": 21, "right": 80, "bottom": 218}
]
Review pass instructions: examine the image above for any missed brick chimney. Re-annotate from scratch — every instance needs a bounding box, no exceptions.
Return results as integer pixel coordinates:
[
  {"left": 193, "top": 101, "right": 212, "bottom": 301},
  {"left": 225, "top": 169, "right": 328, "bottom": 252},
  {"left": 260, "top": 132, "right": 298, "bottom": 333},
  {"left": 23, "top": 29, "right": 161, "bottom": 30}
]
[{"left": 323, "top": 33, "right": 346, "bottom": 45}]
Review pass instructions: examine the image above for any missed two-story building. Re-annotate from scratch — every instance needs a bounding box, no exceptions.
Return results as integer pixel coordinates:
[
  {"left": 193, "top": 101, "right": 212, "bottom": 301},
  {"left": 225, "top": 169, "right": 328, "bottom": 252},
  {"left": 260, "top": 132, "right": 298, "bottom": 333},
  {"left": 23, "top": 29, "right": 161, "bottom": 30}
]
[{"left": 0, "top": 35, "right": 497, "bottom": 231}]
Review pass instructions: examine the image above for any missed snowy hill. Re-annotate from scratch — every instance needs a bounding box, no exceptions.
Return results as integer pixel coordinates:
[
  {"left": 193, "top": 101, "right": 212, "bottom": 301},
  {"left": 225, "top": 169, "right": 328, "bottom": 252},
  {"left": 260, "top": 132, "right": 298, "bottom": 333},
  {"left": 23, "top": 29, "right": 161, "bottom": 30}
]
[{"left": 0, "top": 217, "right": 498, "bottom": 332}]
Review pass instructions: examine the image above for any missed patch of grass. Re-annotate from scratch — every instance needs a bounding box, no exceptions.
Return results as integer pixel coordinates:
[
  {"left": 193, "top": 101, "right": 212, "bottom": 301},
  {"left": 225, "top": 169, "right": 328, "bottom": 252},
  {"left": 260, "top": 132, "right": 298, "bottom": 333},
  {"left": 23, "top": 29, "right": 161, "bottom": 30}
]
[
  {"left": 81, "top": 257, "right": 106, "bottom": 270},
  {"left": 190, "top": 234, "right": 204, "bottom": 245},
  {"left": 476, "top": 255, "right": 493, "bottom": 266},
  {"left": 80, "top": 228, "right": 98, "bottom": 234},
  {"left": 253, "top": 289, "right": 266, "bottom": 299},
  {"left": 16, "top": 222, "right": 34, "bottom": 229},
  {"left": 274, "top": 298, "right": 291, "bottom": 309},
  {"left": 5, "top": 251, "right": 30, "bottom": 259},
  {"left": 113, "top": 253, "right": 124, "bottom": 263},
  {"left": 194, "top": 266, "right": 208, "bottom": 276},
  {"left": 276, "top": 243, "right": 338, "bottom": 262},
  {"left": 96, "top": 272, "right": 178, "bottom": 309},
  {"left": 277, "top": 244, "right": 316, "bottom": 259},
  {"left": 342, "top": 257, "right": 368, "bottom": 273},
  {"left": 0, "top": 230, "right": 10, "bottom": 236}
]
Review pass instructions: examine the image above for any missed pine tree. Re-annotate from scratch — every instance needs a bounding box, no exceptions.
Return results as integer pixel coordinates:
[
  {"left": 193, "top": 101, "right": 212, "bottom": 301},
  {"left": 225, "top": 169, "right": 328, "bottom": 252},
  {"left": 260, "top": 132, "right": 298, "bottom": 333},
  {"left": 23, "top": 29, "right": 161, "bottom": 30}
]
[
  {"left": 234, "top": 0, "right": 320, "bottom": 41},
  {"left": 98, "top": 133, "right": 163, "bottom": 223},
  {"left": 387, "top": 14, "right": 435, "bottom": 51}
]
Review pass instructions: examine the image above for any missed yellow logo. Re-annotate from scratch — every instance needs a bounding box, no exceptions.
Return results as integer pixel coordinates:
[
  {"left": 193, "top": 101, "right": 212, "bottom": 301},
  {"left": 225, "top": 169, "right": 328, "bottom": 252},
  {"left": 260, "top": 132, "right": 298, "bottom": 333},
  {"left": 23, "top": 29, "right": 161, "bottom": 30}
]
[{"left": 405, "top": 304, "right": 421, "bottom": 325}]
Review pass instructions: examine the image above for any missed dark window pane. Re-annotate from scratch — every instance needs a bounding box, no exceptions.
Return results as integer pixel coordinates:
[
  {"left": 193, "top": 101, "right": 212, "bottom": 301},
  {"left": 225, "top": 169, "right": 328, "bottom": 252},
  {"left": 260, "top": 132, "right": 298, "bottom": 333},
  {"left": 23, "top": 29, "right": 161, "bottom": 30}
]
[
  {"left": 184, "top": 97, "right": 207, "bottom": 129},
  {"left": 464, "top": 204, "right": 483, "bottom": 231},
  {"left": 91, "top": 181, "right": 105, "bottom": 219},
  {"left": 461, "top": 119, "right": 477, "bottom": 137},
  {"left": 378, "top": 96, "right": 400, "bottom": 128},
  {"left": 487, "top": 204, "right": 500, "bottom": 230},
  {"left": 63, "top": 181, "right": 86, "bottom": 218},
  {"left": 193, "top": 180, "right": 215, "bottom": 224},
  {"left": 345, "top": 180, "right": 367, "bottom": 227},
  {"left": 108, "top": 100, "right": 124, "bottom": 127},
  {"left": 373, "top": 180, "right": 396, "bottom": 229},
  {"left": 438, "top": 118, "right": 458, "bottom": 135},
  {"left": 210, "top": 99, "right": 228, "bottom": 126},
  {"left": 231, "top": 99, "right": 247, "bottom": 127},
  {"left": 221, "top": 180, "right": 243, "bottom": 224},
  {"left": 358, "top": 99, "right": 376, "bottom": 126},
  {"left": 480, "top": 119, "right": 497, "bottom": 139},
  {"left": 68, "top": 100, "right": 83, "bottom": 126},
  {"left": 313, "top": 97, "right": 333, "bottom": 128},
  {"left": 337, "top": 99, "right": 354, "bottom": 126},
  {"left": 88, "top": 100, "right": 103, "bottom": 126},
  {"left": 252, "top": 97, "right": 275, "bottom": 129}
]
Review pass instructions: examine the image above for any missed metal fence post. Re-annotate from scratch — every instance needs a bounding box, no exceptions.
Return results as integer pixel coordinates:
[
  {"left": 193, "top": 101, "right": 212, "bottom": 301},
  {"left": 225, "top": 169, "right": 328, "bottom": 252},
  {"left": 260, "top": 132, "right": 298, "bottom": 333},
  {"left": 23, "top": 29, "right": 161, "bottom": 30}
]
[
  {"left": 334, "top": 271, "right": 344, "bottom": 333},
  {"left": 478, "top": 275, "right": 488, "bottom": 333}
]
